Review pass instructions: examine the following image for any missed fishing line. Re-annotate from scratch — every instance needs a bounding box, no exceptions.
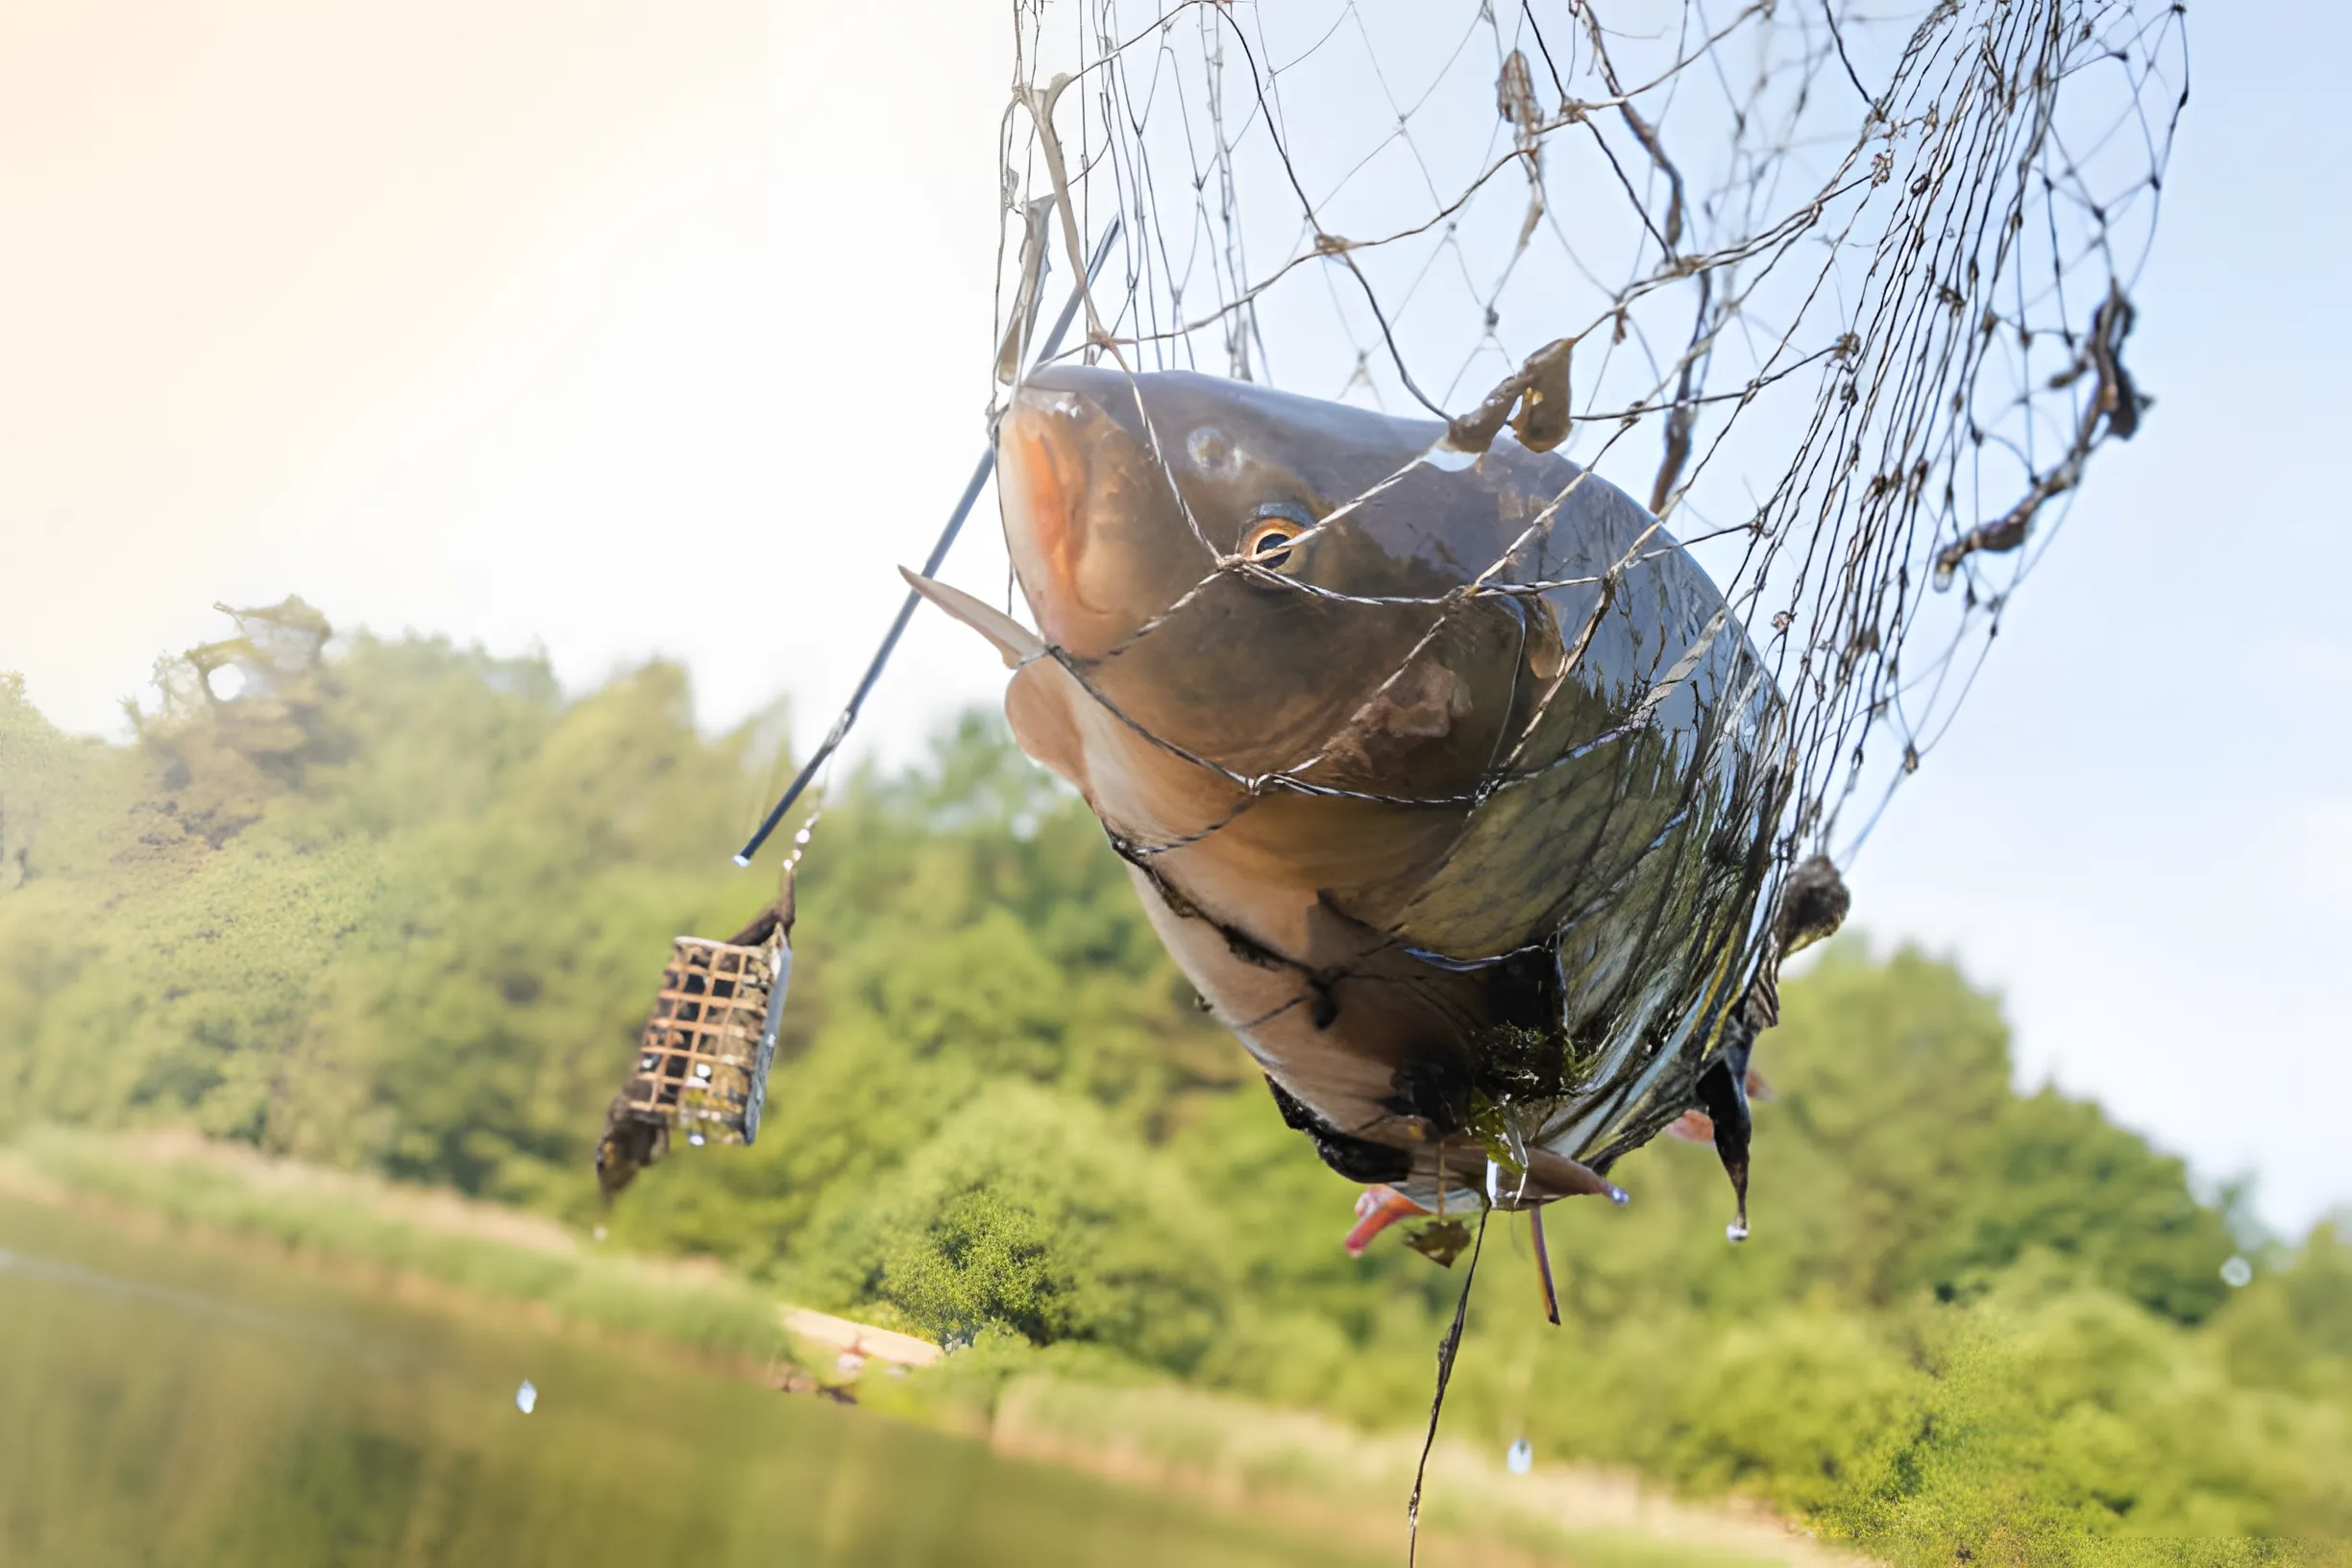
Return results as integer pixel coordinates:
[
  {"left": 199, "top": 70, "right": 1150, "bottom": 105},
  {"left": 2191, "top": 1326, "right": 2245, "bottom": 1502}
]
[
  {"left": 1408, "top": 1208, "right": 1488, "bottom": 1568},
  {"left": 730, "top": 216, "right": 1124, "bottom": 869}
]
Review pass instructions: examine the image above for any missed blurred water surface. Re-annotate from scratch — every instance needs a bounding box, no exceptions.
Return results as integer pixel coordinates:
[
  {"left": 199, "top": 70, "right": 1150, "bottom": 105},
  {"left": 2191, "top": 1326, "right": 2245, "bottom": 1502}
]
[{"left": 0, "top": 1197, "right": 1400, "bottom": 1568}]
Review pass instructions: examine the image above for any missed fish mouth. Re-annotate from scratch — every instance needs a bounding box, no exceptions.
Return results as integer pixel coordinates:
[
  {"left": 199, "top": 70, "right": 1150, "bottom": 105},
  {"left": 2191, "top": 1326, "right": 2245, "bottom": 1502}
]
[{"left": 996, "top": 366, "right": 1155, "bottom": 657}]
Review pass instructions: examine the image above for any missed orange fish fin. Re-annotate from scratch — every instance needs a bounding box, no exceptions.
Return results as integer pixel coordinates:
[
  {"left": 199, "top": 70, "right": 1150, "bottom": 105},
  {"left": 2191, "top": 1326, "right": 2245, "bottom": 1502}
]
[
  {"left": 1344, "top": 1185, "right": 1423, "bottom": 1256},
  {"left": 1667, "top": 1110, "right": 1716, "bottom": 1143}
]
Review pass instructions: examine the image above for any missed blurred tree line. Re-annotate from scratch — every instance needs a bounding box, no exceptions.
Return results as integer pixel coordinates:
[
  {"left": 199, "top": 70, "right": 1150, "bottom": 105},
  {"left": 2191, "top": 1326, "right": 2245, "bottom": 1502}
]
[{"left": 1, "top": 602, "right": 2345, "bottom": 1563}]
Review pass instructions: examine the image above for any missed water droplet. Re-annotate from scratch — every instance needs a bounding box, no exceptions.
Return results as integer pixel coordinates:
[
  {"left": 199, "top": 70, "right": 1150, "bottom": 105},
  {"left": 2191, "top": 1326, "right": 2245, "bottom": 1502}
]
[
  {"left": 2220, "top": 1255, "right": 2253, "bottom": 1288},
  {"left": 687, "top": 1132, "right": 706, "bottom": 1147},
  {"left": 1486, "top": 1161, "right": 1524, "bottom": 1213},
  {"left": 515, "top": 1380, "right": 537, "bottom": 1414},
  {"left": 1422, "top": 441, "right": 1480, "bottom": 473},
  {"left": 1726, "top": 1220, "right": 1750, "bottom": 1244},
  {"left": 1606, "top": 1184, "right": 1629, "bottom": 1207},
  {"left": 794, "top": 828, "right": 811, "bottom": 845},
  {"left": 1506, "top": 1437, "right": 1533, "bottom": 1475}
]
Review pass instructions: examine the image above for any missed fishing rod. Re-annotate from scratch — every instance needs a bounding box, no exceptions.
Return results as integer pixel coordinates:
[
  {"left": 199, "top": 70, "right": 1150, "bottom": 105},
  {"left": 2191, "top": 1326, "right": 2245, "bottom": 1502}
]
[{"left": 732, "top": 217, "right": 1123, "bottom": 869}]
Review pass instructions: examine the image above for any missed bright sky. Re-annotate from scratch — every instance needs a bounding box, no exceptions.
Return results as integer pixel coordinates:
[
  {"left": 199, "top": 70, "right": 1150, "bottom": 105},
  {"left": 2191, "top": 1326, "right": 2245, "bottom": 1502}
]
[{"left": 2, "top": 2, "right": 2343, "bottom": 1233}]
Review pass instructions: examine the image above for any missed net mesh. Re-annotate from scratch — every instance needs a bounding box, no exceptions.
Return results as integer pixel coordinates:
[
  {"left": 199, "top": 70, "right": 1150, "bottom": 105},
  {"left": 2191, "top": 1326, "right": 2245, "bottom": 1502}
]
[{"left": 988, "top": 0, "right": 2183, "bottom": 1201}]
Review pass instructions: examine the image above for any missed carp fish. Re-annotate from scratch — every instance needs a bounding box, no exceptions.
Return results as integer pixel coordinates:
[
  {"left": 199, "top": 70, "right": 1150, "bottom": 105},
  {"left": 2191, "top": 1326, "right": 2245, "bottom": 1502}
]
[{"left": 907, "top": 364, "right": 1846, "bottom": 1236}]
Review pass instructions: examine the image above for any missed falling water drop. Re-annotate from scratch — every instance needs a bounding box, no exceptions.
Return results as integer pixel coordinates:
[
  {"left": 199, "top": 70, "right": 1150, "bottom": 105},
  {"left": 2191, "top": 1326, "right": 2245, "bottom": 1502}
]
[
  {"left": 1726, "top": 1220, "right": 1750, "bottom": 1244},
  {"left": 1484, "top": 1159, "right": 1505, "bottom": 1206},
  {"left": 515, "top": 1380, "right": 537, "bottom": 1414},
  {"left": 2220, "top": 1256, "right": 2254, "bottom": 1288},
  {"left": 1506, "top": 1437, "right": 1533, "bottom": 1476},
  {"left": 688, "top": 1132, "right": 706, "bottom": 1147}
]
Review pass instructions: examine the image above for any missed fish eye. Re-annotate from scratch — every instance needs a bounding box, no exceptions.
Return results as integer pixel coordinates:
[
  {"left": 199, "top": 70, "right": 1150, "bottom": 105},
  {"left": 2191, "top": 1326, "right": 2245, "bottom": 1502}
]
[{"left": 1240, "top": 509, "right": 1311, "bottom": 572}]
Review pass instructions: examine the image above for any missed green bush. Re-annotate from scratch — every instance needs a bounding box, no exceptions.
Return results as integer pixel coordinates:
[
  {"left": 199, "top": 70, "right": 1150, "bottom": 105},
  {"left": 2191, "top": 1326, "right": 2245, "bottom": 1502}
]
[{"left": 804, "top": 1083, "right": 1228, "bottom": 1369}]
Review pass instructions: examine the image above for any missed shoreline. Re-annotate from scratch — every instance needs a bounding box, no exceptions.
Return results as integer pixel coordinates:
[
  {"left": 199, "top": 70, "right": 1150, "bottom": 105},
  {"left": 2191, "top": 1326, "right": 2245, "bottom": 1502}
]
[{"left": 0, "top": 1125, "right": 1859, "bottom": 1568}]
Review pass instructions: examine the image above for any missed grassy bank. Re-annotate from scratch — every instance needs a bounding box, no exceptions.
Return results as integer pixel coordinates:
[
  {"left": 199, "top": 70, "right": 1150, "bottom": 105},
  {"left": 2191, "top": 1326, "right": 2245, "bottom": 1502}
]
[
  {"left": 977, "top": 1375, "right": 1861, "bottom": 1567},
  {"left": 0, "top": 1125, "right": 792, "bottom": 1363}
]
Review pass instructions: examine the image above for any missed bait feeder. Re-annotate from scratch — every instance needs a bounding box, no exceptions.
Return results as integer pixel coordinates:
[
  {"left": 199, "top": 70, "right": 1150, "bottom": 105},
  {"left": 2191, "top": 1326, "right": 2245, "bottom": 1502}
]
[
  {"left": 593, "top": 226, "right": 1119, "bottom": 1209},
  {"left": 595, "top": 870, "right": 796, "bottom": 1204}
]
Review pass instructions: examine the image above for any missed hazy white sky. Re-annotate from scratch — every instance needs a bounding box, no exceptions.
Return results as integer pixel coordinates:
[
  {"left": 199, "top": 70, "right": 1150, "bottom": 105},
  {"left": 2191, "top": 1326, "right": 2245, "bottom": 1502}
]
[{"left": 1, "top": 1, "right": 2343, "bottom": 1231}]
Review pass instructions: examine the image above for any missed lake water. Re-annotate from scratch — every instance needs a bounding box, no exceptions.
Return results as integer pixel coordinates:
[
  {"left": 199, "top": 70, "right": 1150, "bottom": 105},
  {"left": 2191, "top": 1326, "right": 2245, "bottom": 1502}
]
[{"left": 0, "top": 1197, "right": 1409, "bottom": 1568}]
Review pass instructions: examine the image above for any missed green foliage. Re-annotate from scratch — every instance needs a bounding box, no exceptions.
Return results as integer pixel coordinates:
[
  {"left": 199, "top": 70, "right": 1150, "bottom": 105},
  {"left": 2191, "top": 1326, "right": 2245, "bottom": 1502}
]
[
  {"left": 780, "top": 1081, "right": 1229, "bottom": 1368},
  {"left": 1659, "top": 1307, "right": 1927, "bottom": 1517},
  {"left": 3, "top": 605, "right": 2346, "bottom": 1564}
]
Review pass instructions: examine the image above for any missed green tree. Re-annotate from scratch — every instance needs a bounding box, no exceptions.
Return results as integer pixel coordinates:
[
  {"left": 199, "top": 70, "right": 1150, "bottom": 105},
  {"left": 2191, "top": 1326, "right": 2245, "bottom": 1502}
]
[{"left": 3, "top": 601, "right": 2346, "bottom": 1563}]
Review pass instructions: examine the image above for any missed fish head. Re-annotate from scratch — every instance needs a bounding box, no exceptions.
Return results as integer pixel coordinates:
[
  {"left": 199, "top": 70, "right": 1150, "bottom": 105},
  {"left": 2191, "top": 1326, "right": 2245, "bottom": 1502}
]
[
  {"left": 996, "top": 363, "right": 1438, "bottom": 657},
  {"left": 984, "top": 365, "right": 1567, "bottom": 810}
]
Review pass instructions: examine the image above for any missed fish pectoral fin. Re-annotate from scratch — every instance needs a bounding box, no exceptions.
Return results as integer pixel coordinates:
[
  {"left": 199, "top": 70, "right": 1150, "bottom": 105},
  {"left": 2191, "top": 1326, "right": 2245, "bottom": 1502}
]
[
  {"left": 1666, "top": 1109, "right": 1716, "bottom": 1143},
  {"left": 1695, "top": 1048, "right": 1753, "bottom": 1240},
  {"left": 1524, "top": 1147, "right": 1629, "bottom": 1206},
  {"left": 899, "top": 568, "right": 1045, "bottom": 670}
]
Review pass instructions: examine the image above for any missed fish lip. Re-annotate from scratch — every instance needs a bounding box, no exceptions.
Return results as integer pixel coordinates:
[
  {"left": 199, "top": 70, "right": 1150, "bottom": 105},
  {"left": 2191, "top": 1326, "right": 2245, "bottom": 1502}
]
[
  {"left": 1002, "top": 365, "right": 1219, "bottom": 662},
  {"left": 998, "top": 371, "right": 1130, "bottom": 652},
  {"left": 1012, "top": 360, "right": 1136, "bottom": 412},
  {"left": 1006, "top": 373, "right": 1102, "bottom": 425}
]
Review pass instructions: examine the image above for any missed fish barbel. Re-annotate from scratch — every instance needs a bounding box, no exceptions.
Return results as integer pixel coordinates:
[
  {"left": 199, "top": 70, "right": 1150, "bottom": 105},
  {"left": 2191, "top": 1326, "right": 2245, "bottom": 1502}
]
[{"left": 909, "top": 365, "right": 1812, "bottom": 1213}]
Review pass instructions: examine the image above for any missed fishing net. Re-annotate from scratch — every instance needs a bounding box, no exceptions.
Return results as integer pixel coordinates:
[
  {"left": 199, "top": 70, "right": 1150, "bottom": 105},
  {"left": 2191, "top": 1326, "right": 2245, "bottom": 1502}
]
[
  {"left": 990, "top": 0, "right": 2180, "bottom": 1185},
  {"left": 984, "top": 2, "right": 2180, "bottom": 1540}
]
